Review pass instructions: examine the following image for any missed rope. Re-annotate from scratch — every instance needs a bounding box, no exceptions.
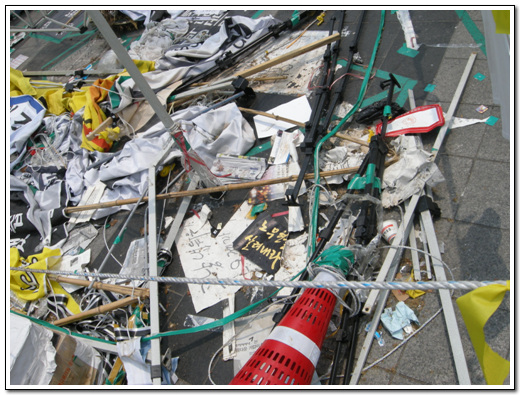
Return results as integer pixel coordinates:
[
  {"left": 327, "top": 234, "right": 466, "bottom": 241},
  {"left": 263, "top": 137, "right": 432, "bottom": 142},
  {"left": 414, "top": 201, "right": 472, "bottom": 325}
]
[{"left": 9, "top": 266, "right": 506, "bottom": 291}]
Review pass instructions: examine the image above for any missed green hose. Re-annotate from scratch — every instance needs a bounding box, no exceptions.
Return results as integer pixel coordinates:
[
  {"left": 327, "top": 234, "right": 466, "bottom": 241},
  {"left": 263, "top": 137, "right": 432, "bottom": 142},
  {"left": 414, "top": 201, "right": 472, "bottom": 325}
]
[{"left": 307, "top": 10, "right": 386, "bottom": 259}]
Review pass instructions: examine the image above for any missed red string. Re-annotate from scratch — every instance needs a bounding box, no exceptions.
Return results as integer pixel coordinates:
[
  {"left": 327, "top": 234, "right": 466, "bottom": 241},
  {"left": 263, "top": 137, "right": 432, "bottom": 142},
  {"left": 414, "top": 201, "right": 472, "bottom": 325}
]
[{"left": 241, "top": 255, "right": 251, "bottom": 280}]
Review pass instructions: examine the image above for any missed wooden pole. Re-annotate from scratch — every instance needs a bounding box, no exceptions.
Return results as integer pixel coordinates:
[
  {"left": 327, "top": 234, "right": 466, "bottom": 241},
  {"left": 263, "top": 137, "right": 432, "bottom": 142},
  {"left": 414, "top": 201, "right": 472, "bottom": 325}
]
[
  {"left": 52, "top": 296, "right": 139, "bottom": 327},
  {"left": 64, "top": 161, "right": 398, "bottom": 214},
  {"left": 238, "top": 107, "right": 306, "bottom": 128},
  {"left": 335, "top": 133, "right": 370, "bottom": 147},
  {"left": 234, "top": 33, "right": 340, "bottom": 79},
  {"left": 50, "top": 275, "right": 150, "bottom": 298},
  {"left": 64, "top": 166, "right": 358, "bottom": 214}
]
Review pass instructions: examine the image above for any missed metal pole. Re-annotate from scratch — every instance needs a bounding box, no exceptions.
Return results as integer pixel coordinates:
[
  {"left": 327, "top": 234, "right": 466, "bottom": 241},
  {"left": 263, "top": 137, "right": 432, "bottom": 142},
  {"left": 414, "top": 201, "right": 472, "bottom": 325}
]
[
  {"left": 147, "top": 166, "right": 162, "bottom": 385},
  {"left": 86, "top": 10, "right": 175, "bottom": 132}
]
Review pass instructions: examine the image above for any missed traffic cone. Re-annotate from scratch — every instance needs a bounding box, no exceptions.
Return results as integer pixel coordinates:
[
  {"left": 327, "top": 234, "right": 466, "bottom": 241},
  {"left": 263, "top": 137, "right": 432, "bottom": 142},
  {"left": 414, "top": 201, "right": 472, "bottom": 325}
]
[{"left": 230, "top": 270, "right": 338, "bottom": 385}]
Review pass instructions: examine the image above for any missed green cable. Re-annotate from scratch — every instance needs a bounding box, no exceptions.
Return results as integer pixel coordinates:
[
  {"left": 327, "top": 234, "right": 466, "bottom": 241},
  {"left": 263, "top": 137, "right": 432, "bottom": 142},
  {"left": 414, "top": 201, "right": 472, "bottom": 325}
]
[
  {"left": 143, "top": 268, "right": 305, "bottom": 341},
  {"left": 9, "top": 309, "right": 117, "bottom": 345},
  {"left": 11, "top": 269, "right": 304, "bottom": 346},
  {"left": 307, "top": 10, "right": 386, "bottom": 259}
]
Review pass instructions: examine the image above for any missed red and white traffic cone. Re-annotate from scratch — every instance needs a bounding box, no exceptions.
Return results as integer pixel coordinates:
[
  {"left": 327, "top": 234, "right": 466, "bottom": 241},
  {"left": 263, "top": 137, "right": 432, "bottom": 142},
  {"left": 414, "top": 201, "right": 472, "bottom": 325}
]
[{"left": 230, "top": 270, "right": 338, "bottom": 385}]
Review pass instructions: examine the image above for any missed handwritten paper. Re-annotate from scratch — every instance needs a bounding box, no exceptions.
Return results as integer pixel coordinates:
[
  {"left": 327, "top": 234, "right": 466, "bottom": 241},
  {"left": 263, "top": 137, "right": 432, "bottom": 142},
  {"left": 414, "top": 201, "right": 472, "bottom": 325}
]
[{"left": 175, "top": 202, "right": 255, "bottom": 313}]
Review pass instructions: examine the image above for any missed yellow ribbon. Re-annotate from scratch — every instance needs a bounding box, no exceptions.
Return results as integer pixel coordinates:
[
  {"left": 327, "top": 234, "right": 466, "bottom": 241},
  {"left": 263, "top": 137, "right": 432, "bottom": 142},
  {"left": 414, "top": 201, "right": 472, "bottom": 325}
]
[{"left": 456, "top": 281, "right": 510, "bottom": 384}]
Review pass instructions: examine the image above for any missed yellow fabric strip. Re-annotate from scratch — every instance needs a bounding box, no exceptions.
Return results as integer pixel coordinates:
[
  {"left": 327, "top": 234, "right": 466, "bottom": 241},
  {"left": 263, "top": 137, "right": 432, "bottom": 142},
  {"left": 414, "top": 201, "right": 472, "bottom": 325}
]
[
  {"left": 492, "top": 10, "right": 510, "bottom": 34},
  {"left": 456, "top": 281, "right": 510, "bottom": 385}
]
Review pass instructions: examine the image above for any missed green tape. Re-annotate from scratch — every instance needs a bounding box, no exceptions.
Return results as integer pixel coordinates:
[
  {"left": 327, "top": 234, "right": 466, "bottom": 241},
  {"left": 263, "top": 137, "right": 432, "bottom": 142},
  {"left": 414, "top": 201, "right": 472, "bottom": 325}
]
[
  {"left": 313, "top": 245, "right": 354, "bottom": 276},
  {"left": 246, "top": 142, "right": 272, "bottom": 156},
  {"left": 456, "top": 10, "right": 486, "bottom": 56},
  {"left": 486, "top": 116, "right": 499, "bottom": 126},
  {"left": 10, "top": 310, "right": 116, "bottom": 345},
  {"left": 251, "top": 203, "right": 267, "bottom": 217},
  {"left": 252, "top": 10, "right": 264, "bottom": 19},
  {"left": 424, "top": 84, "right": 436, "bottom": 92},
  {"left": 114, "top": 229, "right": 126, "bottom": 245},
  {"left": 397, "top": 43, "right": 419, "bottom": 58},
  {"left": 42, "top": 30, "right": 96, "bottom": 70},
  {"left": 474, "top": 72, "right": 486, "bottom": 81}
]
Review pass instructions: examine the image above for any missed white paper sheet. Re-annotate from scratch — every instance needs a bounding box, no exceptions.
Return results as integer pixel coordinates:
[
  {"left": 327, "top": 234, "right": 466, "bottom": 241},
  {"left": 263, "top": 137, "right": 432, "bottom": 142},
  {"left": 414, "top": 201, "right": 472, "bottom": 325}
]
[{"left": 254, "top": 95, "right": 311, "bottom": 138}]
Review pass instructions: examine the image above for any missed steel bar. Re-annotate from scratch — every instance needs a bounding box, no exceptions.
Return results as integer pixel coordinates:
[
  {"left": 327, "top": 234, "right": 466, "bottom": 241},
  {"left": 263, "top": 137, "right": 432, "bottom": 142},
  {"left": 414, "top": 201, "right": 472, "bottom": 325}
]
[
  {"left": 147, "top": 166, "right": 162, "bottom": 385},
  {"left": 420, "top": 199, "right": 471, "bottom": 384},
  {"left": 87, "top": 11, "right": 174, "bottom": 133}
]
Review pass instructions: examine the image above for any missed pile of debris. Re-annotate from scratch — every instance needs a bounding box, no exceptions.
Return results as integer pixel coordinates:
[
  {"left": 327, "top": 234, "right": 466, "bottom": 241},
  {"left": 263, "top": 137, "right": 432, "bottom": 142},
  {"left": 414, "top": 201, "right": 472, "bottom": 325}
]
[{"left": 9, "top": 9, "right": 507, "bottom": 387}]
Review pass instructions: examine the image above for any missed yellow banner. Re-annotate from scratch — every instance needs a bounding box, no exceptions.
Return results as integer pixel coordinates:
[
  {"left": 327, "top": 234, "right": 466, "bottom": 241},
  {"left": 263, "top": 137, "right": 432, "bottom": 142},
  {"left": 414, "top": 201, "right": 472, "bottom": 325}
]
[
  {"left": 10, "top": 248, "right": 81, "bottom": 314},
  {"left": 456, "top": 281, "right": 510, "bottom": 385}
]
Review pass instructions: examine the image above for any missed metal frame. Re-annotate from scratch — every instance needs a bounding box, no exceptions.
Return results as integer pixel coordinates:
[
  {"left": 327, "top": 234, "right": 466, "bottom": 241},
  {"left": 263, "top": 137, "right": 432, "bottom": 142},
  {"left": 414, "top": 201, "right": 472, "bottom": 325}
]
[
  {"left": 352, "top": 52, "right": 477, "bottom": 385},
  {"left": 10, "top": 10, "right": 88, "bottom": 33}
]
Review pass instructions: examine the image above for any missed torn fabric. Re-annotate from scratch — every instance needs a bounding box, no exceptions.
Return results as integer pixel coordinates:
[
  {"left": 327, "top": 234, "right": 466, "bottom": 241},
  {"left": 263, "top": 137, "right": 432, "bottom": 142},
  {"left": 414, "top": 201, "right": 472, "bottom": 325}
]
[{"left": 154, "top": 15, "right": 280, "bottom": 85}]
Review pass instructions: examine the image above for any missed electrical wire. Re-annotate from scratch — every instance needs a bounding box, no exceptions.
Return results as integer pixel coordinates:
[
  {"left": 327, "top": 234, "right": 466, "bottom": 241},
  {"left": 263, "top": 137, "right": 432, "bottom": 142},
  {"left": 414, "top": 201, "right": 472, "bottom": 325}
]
[{"left": 103, "top": 216, "right": 124, "bottom": 267}]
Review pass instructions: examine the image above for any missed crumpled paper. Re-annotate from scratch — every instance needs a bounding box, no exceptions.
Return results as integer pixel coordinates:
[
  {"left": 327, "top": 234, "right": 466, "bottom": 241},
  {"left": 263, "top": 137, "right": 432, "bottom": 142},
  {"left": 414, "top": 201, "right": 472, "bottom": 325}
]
[
  {"left": 381, "top": 301, "right": 420, "bottom": 340},
  {"left": 382, "top": 136, "right": 444, "bottom": 208}
]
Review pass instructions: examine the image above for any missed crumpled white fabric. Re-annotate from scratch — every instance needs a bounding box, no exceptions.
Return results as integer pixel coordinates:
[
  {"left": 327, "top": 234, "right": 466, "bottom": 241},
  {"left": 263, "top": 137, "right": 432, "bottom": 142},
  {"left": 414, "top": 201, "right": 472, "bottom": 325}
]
[
  {"left": 381, "top": 136, "right": 445, "bottom": 208},
  {"left": 117, "top": 338, "right": 153, "bottom": 385},
  {"left": 128, "top": 18, "right": 190, "bottom": 62},
  {"left": 181, "top": 102, "right": 256, "bottom": 167},
  {"left": 10, "top": 175, "right": 64, "bottom": 246}
]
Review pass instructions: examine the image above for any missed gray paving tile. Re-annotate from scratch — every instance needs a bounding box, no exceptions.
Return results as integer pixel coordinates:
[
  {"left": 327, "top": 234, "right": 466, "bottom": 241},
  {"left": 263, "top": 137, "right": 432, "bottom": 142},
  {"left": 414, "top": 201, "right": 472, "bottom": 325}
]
[
  {"left": 390, "top": 372, "right": 429, "bottom": 385},
  {"left": 459, "top": 59, "right": 494, "bottom": 105},
  {"left": 455, "top": 159, "right": 510, "bottom": 229},
  {"left": 443, "top": 221, "right": 510, "bottom": 282},
  {"left": 477, "top": 106, "right": 511, "bottom": 162},
  {"left": 357, "top": 366, "right": 393, "bottom": 385},
  {"left": 465, "top": 10, "right": 484, "bottom": 22},
  {"left": 442, "top": 21, "right": 484, "bottom": 60},
  {"left": 423, "top": 57, "right": 473, "bottom": 103},
  {"left": 431, "top": 155, "right": 473, "bottom": 220},
  {"left": 364, "top": 327, "right": 405, "bottom": 371},
  {"left": 395, "top": 314, "right": 458, "bottom": 384},
  {"left": 441, "top": 116, "right": 486, "bottom": 158}
]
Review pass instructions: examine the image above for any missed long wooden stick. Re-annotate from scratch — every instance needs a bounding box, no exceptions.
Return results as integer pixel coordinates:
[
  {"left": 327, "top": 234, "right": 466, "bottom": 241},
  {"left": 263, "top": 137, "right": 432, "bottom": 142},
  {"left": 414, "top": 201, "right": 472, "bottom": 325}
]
[
  {"left": 235, "top": 33, "right": 340, "bottom": 79},
  {"left": 169, "top": 33, "right": 341, "bottom": 108},
  {"left": 335, "top": 133, "right": 370, "bottom": 147},
  {"left": 238, "top": 107, "right": 306, "bottom": 127},
  {"left": 64, "top": 161, "right": 397, "bottom": 214},
  {"left": 50, "top": 275, "right": 150, "bottom": 298},
  {"left": 52, "top": 296, "right": 139, "bottom": 326}
]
